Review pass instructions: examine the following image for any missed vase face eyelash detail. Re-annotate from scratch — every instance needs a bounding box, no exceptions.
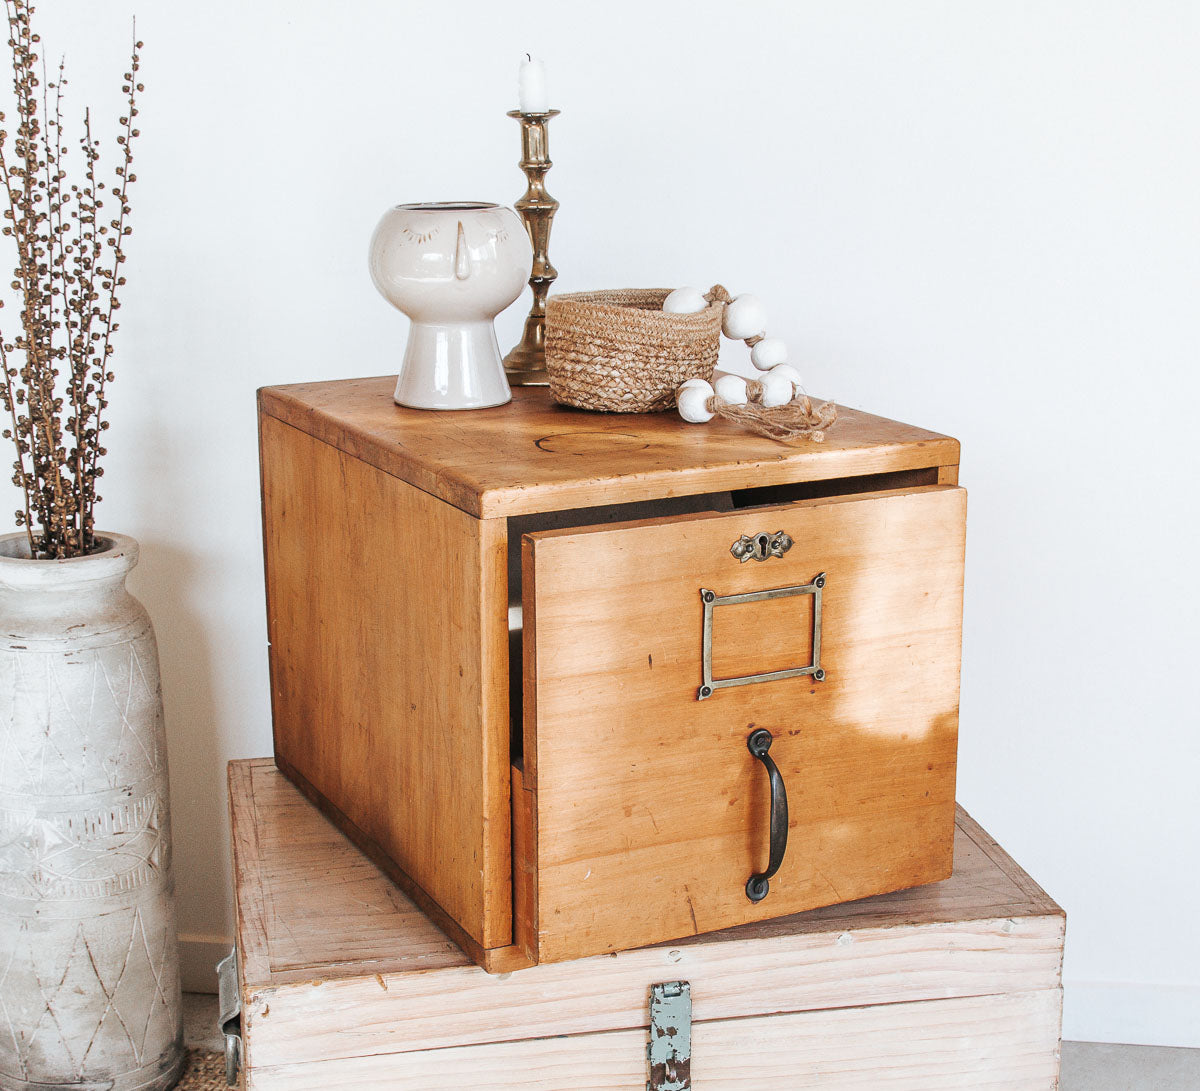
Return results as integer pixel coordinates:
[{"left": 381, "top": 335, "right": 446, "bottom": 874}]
[
  {"left": 398, "top": 221, "right": 508, "bottom": 251},
  {"left": 400, "top": 225, "right": 440, "bottom": 245}
]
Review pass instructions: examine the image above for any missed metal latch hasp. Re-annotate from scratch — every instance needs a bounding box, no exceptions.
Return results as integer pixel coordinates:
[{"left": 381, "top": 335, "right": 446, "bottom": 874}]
[
  {"left": 647, "top": 980, "right": 692, "bottom": 1091},
  {"left": 216, "top": 948, "right": 243, "bottom": 1087}
]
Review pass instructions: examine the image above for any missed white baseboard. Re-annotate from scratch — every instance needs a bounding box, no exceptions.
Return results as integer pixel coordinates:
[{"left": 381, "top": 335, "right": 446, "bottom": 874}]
[
  {"left": 1064, "top": 980, "right": 1200, "bottom": 1048},
  {"left": 179, "top": 933, "right": 234, "bottom": 994}
]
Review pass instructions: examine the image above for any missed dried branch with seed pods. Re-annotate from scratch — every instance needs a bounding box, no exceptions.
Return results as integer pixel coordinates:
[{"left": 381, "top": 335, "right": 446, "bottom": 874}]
[{"left": 0, "top": 0, "right": 141, "bottom": 558}]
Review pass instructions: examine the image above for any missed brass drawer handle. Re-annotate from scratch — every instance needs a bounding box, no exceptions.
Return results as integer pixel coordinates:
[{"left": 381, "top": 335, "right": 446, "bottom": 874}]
[{"left": 746, "top": 728, "right": 788, "bottom": 902}]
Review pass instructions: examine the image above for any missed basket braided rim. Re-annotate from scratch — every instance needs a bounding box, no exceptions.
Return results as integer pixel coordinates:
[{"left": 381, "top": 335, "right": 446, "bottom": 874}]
[{"left": 545, "top": 287, "right": 727, "bottom": 412}]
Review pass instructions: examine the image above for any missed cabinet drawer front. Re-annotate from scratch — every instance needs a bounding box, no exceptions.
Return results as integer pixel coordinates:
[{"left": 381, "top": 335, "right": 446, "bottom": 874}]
[{"left": 520, "top": 485, "right": 967, "bottom": 964}]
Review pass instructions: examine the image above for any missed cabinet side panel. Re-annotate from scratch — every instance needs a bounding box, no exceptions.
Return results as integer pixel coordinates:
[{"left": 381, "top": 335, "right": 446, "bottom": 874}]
[{"left": 259, "top": 415, "right": 510, "bottom": 948}]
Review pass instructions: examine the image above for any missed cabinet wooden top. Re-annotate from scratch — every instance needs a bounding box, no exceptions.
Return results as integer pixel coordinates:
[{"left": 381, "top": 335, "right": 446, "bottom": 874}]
[{"left": 258, "top": 377, "right": 960, "bottom": 519}]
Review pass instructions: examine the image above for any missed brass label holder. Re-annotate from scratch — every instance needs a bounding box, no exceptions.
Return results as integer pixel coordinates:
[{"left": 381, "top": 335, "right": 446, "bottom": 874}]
[{"left": 697, "top": 573, "right": 826, "bottom": 700}]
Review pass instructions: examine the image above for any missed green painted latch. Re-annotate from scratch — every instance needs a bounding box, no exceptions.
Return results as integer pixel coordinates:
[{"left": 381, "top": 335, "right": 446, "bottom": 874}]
[{"left": 647, "top": 980, "right": 692, "bottom": 1091}]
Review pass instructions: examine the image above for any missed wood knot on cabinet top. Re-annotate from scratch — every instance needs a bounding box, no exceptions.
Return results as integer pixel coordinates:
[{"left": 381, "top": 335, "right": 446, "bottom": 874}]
[{"left": 535, "top": 432, "right": 652, "bottom": 455}]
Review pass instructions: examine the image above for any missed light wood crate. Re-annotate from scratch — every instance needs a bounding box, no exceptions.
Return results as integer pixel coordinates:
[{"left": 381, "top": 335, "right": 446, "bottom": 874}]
[{"left": 229, "top": 759, "right": 1065, "bottom": 1090}]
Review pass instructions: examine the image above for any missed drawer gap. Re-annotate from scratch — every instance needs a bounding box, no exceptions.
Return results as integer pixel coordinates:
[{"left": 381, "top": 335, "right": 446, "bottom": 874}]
[{"left": 730, "top": 466, "right": 940, "bottom": 508}]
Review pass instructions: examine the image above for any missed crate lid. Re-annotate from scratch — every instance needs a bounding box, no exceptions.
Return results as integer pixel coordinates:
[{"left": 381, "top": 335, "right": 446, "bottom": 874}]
[
  {"left": 229, "top": 760, "right": 1061, "bottom": 1076},
  {"left": 258, "top": 378, "right": 959, "bottom": 519}
]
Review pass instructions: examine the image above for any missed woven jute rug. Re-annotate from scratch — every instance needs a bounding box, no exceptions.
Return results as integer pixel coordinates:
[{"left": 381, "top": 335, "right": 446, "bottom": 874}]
[{"left": 177, "top": 1049, "right": 226, "bottom": 1090}]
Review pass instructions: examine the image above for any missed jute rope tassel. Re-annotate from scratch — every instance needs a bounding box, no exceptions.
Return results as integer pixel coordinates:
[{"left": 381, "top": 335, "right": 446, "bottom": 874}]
[{"left": 706, "top": 389, "right": 838, "bottom": 442}]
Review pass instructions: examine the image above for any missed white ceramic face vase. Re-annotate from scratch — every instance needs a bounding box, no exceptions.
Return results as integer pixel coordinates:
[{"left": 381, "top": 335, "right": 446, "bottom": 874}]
[{"left": 369, "top": 202, "right": 533, "bottom": 410}]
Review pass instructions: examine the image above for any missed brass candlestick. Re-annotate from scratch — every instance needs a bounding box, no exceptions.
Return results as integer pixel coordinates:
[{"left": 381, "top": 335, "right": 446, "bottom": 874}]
[{"left": 503, "top": 108, "right": 560, "bottom": 386}]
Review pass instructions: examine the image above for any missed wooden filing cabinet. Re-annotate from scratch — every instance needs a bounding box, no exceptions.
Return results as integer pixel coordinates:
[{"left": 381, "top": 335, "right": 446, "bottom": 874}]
[{"left": 257, "top": 377, "right": 966, "bottom": 972}]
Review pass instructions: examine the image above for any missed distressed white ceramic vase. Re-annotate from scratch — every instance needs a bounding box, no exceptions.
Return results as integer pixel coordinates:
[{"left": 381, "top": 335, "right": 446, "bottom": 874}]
[
  {"left": 0, "top": 533, "right": 184, "bottom": 1091},
  {"left": 369, "top": 201, "right": 532, "bottom": 410}
]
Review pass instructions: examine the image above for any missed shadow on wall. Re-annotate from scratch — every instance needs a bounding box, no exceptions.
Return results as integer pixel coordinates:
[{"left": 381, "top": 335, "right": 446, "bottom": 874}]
[
  {"left": 132, "top": 530, "right": 237, "bottom": 992},
  {"left": 128, "top": 535, "right": 223, "bottom": 898}
]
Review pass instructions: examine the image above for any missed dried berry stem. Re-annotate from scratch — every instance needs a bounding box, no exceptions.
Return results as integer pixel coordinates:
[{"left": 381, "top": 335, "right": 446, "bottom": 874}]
[
  {"left": 0, "top": 0, "right": 141, "bottom": 557},
  {"left": 0, "top": 337, "right": 32, "bottom": 552}
]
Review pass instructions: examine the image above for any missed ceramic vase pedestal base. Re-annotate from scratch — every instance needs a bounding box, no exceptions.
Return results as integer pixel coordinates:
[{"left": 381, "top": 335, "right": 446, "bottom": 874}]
[
  {"left": 394, "top": 321, "right": 511, "bottom": 411},
  {"left": 0, "top": 533, "right": 183, "bottom": 1091}
]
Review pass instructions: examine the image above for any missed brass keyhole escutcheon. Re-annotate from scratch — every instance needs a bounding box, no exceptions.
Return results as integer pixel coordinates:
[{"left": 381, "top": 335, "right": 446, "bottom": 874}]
[{"left": 730, "top": 530, "right": 793, "bottom": 563}]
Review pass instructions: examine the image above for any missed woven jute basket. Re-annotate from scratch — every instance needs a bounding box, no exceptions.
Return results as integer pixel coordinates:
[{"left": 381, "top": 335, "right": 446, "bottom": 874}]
[{"left": 545, "top": 286, "right": 728, "bottom": 412}]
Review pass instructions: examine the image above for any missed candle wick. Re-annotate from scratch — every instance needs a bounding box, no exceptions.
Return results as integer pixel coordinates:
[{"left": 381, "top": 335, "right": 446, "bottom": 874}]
[{"left": 524, "top": 52, "right": 531, "bottom": 62}]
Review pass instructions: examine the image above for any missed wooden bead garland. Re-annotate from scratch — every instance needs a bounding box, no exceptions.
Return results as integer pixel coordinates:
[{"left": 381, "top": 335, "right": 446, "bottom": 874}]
[{"left": 665, "top": 287, "right": 837, "bottom": 442}]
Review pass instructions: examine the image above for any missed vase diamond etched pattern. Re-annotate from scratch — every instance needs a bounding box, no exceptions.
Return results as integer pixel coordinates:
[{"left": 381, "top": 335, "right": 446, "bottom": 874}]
[{"left": 0, "top": 533, "right": 184, "bottom": 1091}]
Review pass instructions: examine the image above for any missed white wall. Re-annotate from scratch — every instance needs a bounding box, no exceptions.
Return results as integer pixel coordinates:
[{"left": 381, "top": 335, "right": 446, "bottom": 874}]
[{"left": 12, "top": 0, "right": 1197, "bottom": 1045}]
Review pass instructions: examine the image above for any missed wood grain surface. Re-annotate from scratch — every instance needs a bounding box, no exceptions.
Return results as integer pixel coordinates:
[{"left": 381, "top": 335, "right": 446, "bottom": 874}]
[
  {"left": 244, "top": 990, "right": 1062, "bottom": 1091},
  {"left": 230, "top": 759, "right": 1062, "bottom": 1086},
  {"left": 520, "top": 484, "right": 967, "bottom": 962},
  {"left": 259, "top": 415, "right": 512, "bottom": 952},
  {"left": 258, "top": 379, "right": 961, "bottom": 518}
]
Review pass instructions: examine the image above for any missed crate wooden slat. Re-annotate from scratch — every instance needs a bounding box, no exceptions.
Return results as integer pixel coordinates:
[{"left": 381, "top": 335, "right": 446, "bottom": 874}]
[
  {"left": 240, "top": 991, "right": 1062, "bottom": 1090},
  {"left": 229, "top": 759, "right": 1064, "bottom": 1090}
]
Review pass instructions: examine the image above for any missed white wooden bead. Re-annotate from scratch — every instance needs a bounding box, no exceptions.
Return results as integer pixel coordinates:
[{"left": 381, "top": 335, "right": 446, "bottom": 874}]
[
  {"left": 677, "top": 381, "right": 715, "bottom": 423},
  {"left": 713, "top": 374, "right": 749, "bottom": 406},
  {"left": 759, "top": 371, "right": 794, "bottom": 408},
  {"left": 678, "top": 377, "right": 712, "bottom": 393},
  {"left": 722, "top": 294, "right": 767, "bottom": 340},
  {"left": 663, "top": 286, "right": 709, "bottom": 314},
  {"left": 768, "top": 363, "right": 804, "bottom": 393},
  {"left": 750, "top": 337, "right": 788, "bottom": 371}
]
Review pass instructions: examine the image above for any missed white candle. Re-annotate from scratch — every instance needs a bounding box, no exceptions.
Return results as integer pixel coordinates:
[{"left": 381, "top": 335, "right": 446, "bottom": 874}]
[{"left": 518, "top": 54, "right": 549, "bottom": 113}]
